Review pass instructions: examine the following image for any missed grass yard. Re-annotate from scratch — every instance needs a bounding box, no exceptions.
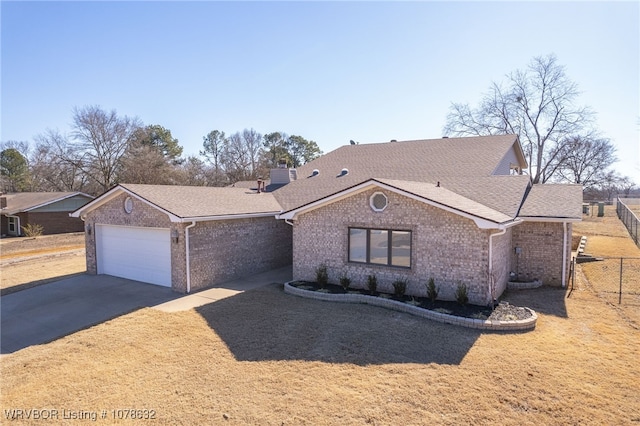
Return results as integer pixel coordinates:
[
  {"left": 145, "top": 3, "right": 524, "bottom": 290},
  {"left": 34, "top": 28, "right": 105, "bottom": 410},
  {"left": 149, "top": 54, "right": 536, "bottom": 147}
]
[
  {"left": 573, "top": 205, "right": 640, "bottom": 329},
  {"left": 2, "top": 211, "right": 640, "bottom": 425}
]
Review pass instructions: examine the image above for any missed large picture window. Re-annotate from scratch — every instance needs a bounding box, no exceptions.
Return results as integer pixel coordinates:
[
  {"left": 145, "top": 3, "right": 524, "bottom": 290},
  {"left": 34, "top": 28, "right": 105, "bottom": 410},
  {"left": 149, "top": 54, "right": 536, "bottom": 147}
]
[{"left": 348, "top": 228, "right": 411, "bottom": 268}]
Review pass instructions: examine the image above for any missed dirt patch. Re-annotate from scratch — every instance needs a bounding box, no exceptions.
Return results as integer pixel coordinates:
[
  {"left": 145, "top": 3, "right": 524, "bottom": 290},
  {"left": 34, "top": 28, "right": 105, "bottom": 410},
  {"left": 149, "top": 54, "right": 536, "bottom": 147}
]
[
  {"left": 0, "top": 233, "right": 85, "bottom": 256},
  {"left": 0, "top": 233, "right": 86, "bottom": 294}
]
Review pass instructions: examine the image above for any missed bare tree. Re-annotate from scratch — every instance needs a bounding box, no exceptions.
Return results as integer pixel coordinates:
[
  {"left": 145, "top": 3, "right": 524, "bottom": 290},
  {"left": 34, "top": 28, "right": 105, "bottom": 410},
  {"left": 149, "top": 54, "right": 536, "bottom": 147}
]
[
  {"left": 175, "top": 156, "right": 213, "bottom": 186},
  {"left": 222, "top": 132, "right": 251, "bottom": 183},
  {"left": 444, "top": 54, "right": 594, "bottom": 183},
  {"left": 67, "top": 106, "right": 141, "bottom": 192},
  {"left": 551, "top": 135, "right": 617, "bottom": 187},
  {"left": 31, "top": 130, "right": 89, "bottom": 192},
  {"left": 242, "top": 128, "right": 263, "bottom": 178}
]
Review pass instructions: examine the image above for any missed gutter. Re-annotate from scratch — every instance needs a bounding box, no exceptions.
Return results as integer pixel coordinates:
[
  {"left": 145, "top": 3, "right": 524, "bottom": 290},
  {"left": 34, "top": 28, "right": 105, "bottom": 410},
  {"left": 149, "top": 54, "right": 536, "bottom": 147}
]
[
  {"left": 185, "top": 221, "right": 196, "bottom": 293},
  {"left": 562, "top": 222, "right": 568, "bottom": 288},
  {"left": 488, "top": 228, "right": 506, "bottom": 305}
]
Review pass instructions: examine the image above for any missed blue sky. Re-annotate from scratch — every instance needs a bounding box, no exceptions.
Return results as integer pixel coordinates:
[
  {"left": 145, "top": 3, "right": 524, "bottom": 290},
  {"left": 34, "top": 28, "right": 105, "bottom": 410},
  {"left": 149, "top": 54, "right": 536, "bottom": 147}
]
[{"left": 2, "top": 1, "right": 639, "bottom": 183}]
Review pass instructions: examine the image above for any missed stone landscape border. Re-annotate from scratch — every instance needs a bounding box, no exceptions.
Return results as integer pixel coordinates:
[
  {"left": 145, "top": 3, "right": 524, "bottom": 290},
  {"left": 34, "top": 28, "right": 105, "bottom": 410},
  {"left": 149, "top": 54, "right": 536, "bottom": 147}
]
[
  {"left": 507, "top": 279, "right": 543, "bottom": 290},
  {"left": 284, "top": 282, "right": 537, "bottom": 331}
]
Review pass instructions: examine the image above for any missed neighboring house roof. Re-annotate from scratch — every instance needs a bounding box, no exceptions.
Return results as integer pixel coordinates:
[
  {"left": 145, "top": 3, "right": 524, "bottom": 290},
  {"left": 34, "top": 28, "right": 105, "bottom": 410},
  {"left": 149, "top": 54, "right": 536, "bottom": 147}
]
[
  {"left": 71, "top": 184, "right": 282, "bottom": 222},
  {"left": 1, "top": 192, "right": 93, "bottom": 216},
  {"left": 273, "top": 134, "right": 528, "bottom": 216},
  {"left": 518, "top": 184, "right": 583, "bottom": 220}
]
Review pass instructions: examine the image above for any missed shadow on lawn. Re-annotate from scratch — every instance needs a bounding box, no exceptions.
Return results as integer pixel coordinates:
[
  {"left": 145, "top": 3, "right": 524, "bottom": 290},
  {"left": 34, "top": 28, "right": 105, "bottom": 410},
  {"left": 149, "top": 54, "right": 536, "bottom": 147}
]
[
  {"left": 195, "top": 283, "right": 482, "bottom": 366},
  {"left": 502, "top": 285, "right": 569, "bottom": 318}
]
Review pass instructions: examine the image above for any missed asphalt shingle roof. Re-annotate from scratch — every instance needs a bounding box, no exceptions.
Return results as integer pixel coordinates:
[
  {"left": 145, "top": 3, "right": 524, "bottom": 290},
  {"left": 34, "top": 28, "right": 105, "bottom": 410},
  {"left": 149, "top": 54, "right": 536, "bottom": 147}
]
[
  {"left": 1, "top": 192, "right": 91, "bottom": 215},
  {"left": 273, "top": 134, "right": 526, "bottom": 215},
  {"left": 119, "top": 184, "right": 282, "bottom": 219},
  {"left": 518, "top": 184, "right": 583, "bottom": 219}
]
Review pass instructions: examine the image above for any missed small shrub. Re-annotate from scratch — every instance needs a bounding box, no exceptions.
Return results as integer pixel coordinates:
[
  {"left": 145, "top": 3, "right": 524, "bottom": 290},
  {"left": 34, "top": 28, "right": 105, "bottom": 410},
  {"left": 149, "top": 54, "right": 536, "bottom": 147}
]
[
  {"left": 22, "top": 223, "right": 44, "bottom": 237},
  {"left": 426, "top": 277, "right": 439, "bottom": 303},
  {"left": 392, "top": 278, "right": 408, "bottom": 297},
  {"left": 367, "top": 274, "right": 377, "bottom": 294},
  {"left": 316, "top": 263, "right": 328, "bottom": 289},
  {"left": 455, "top": 282, "right": 469, "bottom": 306},
  {"left": 339, "top": 273, "right": 351, "bottom": 290}
]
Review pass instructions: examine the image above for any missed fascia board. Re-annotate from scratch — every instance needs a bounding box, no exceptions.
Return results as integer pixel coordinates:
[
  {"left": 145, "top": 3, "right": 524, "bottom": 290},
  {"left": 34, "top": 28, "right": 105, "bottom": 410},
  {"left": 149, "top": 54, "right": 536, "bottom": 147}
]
[
  {"left": 178, "top": 211, "right": 282, "bottom": 222},
  {"left": 70, "top": 186, "right": 182, "bottom": 223}
]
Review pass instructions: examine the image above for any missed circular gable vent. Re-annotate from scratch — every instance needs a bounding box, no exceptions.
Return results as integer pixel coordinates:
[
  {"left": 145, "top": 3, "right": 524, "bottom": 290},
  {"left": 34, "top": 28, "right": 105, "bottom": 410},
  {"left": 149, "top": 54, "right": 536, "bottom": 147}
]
[
  {"left": 124, "top": 196, "right": 133, "bottom": 214},
  {"left": 370, "top": 192, "right": 388, "bottom": 212}
]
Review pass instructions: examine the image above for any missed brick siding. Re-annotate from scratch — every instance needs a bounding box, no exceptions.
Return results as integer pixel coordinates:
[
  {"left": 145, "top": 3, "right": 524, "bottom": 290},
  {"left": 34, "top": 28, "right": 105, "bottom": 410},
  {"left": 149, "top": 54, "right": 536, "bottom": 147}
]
[
  {"left": 186, "top": 217, "right": 292, "bottom": 292},
  {"left": 511, "top": 221, "right": 572, "bottom": 286},
  {"left": 83, "top": 192, "right": 292, "bottom": 293},
  {"left": 292, "top": 188, "right": 499, "bottom": 305},
  {"left": 23, "top": 212, "right": 85, "bottom": 235}
]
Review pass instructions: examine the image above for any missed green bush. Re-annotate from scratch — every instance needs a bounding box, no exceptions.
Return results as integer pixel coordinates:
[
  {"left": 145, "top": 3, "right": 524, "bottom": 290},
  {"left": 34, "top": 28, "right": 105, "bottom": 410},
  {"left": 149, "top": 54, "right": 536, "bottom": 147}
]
[
  {"left": 392, "top": 278, "right": 408, "bottom": 297},
  {"left": 339, "top": 273, "right": 351, "bottom": 290},
  {"left": 455, "top": 282, "right": 469, "bottom": 306},
  {"left": 426, "top": 277, "right": 439, "bottom": 303},
  {"left": 22, "top": 223, "right": 44, "bottom": 237},
  {"left": 315, "top": 263, "right": 328, "bottom": 289},
  {"left": 367, "top": 274, "right": 377, "bottom": 294}
]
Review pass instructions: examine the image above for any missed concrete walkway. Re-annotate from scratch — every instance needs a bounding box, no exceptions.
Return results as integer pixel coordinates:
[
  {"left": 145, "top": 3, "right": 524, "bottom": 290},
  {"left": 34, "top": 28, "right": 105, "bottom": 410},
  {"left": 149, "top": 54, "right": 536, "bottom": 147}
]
[{"left": 153, "top": 266, "right": 292, "bottom": 312}]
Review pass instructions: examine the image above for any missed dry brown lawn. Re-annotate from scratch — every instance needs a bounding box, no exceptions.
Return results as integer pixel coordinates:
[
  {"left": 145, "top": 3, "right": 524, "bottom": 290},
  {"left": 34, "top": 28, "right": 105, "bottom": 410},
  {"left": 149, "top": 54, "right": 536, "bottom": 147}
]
[
  {"left": 0, "top": 233, "right": 86, "bottom": 294},
  {"left": 2, "top": 216, "right": 639, "bottom": 425},
  {"left": 573, "top": 205, "right": 640, "bottom": 328}
]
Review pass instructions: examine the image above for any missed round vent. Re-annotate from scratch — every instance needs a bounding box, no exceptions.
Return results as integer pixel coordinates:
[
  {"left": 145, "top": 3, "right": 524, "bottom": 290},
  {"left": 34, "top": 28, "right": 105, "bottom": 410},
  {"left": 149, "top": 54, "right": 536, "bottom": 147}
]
[
  {"left": 370, "top": 192, "right": 388, "bottom": 212},
  {"left": 124, "top": 196, "right": 133, "bottom": 214}
]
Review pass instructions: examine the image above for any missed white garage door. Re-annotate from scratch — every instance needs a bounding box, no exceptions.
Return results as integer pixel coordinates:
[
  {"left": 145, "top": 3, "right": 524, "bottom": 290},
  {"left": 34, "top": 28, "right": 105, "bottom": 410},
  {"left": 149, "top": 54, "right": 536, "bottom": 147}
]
[{"left": 96, "top": 225, "right": 171, "bottom": 287}]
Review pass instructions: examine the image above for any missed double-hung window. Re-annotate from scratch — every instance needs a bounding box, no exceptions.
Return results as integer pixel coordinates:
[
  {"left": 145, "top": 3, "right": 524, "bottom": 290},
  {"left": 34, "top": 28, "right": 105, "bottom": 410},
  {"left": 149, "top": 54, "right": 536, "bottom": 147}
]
[{"left": 348, "top": 228, "right": 411, "bottom": 268}]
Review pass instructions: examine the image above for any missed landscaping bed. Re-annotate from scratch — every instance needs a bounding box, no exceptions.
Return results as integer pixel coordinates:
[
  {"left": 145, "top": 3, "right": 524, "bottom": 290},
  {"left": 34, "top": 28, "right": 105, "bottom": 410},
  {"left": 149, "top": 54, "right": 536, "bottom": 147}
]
[{"left": 288, "top": 280, "right": 533, "bottom": 323}]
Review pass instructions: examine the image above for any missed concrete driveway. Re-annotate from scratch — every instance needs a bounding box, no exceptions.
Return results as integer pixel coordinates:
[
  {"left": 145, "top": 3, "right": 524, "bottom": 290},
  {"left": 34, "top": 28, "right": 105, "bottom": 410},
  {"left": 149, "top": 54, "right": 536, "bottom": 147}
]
[
  {"left": 1, "top": 266, "right": 292, "bottom": 354},
  {"left": 1, "top": 274, "right": 178, "bottom": 354}
]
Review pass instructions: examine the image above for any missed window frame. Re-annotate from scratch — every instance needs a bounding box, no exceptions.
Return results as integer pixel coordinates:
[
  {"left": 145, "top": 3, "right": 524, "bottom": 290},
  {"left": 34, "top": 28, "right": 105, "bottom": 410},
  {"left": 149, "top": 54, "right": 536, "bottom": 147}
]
[{"left": 348, "top": 227, "right": 412, "bottom": 269}]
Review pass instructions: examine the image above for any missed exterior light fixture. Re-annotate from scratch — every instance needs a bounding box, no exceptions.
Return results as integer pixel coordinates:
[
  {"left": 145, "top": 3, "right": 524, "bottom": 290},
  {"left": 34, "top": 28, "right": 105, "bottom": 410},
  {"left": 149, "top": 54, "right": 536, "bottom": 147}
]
[{"left": 171, "top": 229, "right": 179, "bottom": 244}]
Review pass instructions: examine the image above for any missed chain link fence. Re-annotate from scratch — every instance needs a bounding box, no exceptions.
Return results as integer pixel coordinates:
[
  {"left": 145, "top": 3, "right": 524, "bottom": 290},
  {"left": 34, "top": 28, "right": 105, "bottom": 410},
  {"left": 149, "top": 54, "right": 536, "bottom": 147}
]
[
  {"left": 577, "top": 257, "right": 640, "bottom": 324},
  {"left": 617, "top": 197, "right": 640, "bottom": 247}
]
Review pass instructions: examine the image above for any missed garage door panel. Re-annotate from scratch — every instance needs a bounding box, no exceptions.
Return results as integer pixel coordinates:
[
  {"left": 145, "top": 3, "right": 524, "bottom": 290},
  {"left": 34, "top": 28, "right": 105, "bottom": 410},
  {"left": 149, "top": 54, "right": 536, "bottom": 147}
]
[{"left": 96, "top": 225, "right": 171, "bottom": 287}]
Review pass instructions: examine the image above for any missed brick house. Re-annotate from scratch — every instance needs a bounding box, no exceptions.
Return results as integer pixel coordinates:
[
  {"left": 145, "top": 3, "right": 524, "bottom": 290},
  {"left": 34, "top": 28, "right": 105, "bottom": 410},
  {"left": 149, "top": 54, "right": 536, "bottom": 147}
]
[
  {"left": 1, "top": 192, "right": 93, "bottom": 237},
  {"left": 71, "top": 185, "right": 292, "bottom": 290},
  {"left": 72, "top": 135, "right": 581, "bottom": 304}
]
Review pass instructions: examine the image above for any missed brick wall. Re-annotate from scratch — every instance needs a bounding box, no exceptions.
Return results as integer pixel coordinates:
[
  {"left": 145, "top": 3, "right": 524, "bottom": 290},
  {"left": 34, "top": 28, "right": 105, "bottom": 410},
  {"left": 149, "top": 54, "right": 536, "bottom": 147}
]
[
  {"left": 292, "top": 188, "right": 498, "bottom": 305},
  {"left": 187, "top": 217, "right": 292, "bottom": 292},
  {"left": 83, "top": 192, "right": 292, "bottom": 293},
  {"left": 491, "top": 227, "right": 512, "bottom": 300},
  {"left": 511, "top": 221, "right": 571, "bottom": 286},
  {"left": 25, "top": 212, "right": 85, "bottom": 235}
]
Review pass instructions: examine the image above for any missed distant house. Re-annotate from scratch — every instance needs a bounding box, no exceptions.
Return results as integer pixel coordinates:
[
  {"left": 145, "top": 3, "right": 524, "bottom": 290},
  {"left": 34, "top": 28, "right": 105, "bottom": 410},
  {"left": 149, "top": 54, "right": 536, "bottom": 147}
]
[
  {"left": 1, "top": 192, "right": 94, "bottom": 237},
  {"left": 72, "top": 135, "right": 582, "bottom": 305}
]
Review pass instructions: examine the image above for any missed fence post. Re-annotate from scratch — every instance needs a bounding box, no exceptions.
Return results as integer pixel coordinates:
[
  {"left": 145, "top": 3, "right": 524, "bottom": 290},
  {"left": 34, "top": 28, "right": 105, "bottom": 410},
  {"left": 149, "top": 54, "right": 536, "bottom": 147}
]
[{"left": 619, "top": 258, "right": 623, "bottom": 305}]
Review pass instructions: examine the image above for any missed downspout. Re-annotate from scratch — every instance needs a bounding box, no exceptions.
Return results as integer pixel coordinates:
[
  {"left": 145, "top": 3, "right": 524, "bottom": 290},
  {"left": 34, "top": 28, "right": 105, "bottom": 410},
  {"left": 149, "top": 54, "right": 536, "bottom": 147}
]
[
  {"left": 562, "top": 221, "right": 568, "bottom": 288},
  {"left": 284, "top": 219, "right": 294, "bottom": 226},
  {"left": 488, "top": 228, "right": 507, "bottom": 306},
  {"left": 185, "top": 221, "right": 196, "bottom": 293}
]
